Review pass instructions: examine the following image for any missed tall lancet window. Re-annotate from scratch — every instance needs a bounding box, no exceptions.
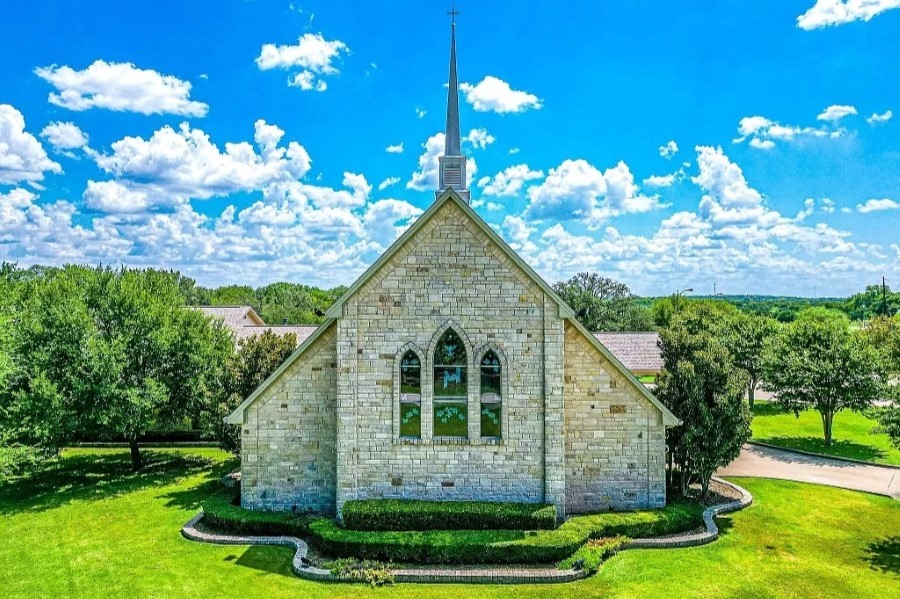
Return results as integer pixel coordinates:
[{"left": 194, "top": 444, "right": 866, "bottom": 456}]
[
  {"left": 433, "top": 329, "right": 468, "bottom": 438},
  {"left": 480, "top": 351, "right": 502, "bottom": 438},
  {"left": 399, "top": 351, "right": 422, "bottom": 439}
]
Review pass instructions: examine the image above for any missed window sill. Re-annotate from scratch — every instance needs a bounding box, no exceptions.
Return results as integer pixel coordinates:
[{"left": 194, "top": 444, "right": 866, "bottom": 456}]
[{"left": 392, "top": 437, "right": 504, "bottom": 446}]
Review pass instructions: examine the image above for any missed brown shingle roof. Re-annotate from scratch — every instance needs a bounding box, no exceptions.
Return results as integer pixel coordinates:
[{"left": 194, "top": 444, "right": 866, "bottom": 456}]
[
  {"left": 593, "top": 332, "right": 662, "bottom": 374},
  {"left": 192, "top": 306, "right": 264, "bottom": 327}
]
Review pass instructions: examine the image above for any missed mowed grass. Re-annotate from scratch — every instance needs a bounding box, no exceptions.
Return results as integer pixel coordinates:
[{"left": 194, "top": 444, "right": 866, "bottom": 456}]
[
  {"left": 0, "top": 448, "right": 897, "bottom": 598},
  {"left": 751, "top": 401, "right": 900, "bottom": 465}
]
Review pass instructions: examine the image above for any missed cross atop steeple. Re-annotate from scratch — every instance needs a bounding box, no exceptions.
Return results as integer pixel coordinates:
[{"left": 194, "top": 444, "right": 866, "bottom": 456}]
[{"left": 437, "top": 1, "right": 469, "bottom": 203}]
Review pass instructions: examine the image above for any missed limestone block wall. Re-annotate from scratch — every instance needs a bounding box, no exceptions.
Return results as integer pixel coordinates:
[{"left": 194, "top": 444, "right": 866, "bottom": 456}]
[
  {"left": 563, "top": 322, "right": 666, "bottom": 512},
  {"left": 240, "top": 324, "right": 338, "bottom": 513},
  {"left": 335, "top": 201, "right": 556, "bottom": 513}
]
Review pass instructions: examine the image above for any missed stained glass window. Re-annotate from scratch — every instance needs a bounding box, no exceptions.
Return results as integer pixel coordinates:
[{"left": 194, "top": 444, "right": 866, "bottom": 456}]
[
  {"left": 399, "top": 351, "right": 421, "bottom": 438},
  {"left": 433, "top": 329, "right": 468, "bottom": 438},
  {"left": 480, "top": 351, "right": 501, "bottom": 438}
]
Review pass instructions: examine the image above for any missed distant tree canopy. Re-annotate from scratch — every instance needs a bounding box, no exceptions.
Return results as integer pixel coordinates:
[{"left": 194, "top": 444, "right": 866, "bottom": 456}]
[
  {"left": 553, "top": 273, "right": 653, "bottom": 332},
  {"left": 204, "top": 282, "right": 345, "bottom": 325},
  {"left": 844, "top": 284, "right": 900, "bottom": 321}
]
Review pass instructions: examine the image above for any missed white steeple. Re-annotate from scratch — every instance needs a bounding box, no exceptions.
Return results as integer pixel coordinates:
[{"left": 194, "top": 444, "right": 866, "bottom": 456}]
[{"left": 437, "top": 2, "right": 469, "bottom": 203}]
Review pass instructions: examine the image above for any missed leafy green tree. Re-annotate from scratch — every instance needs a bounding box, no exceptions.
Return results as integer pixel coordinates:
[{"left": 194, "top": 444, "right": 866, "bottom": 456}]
[
  {"left": 256, "top": 282, "right": 345, "bottom": 325},
  {"left": 209, "top": 285, "right": 258, "bottom": 308},
  {"left": 844, "top": 284, "right": 899, "bottom": 321},
  {"left": 762, "top": 308, "right": 882, "bottom": 446},
  {"left": 655, "top": 303, "right": 751, "bottom": 498},
  {"left": 727, "top": 314, "right": 779, "bottom": 408},
  {"left": 553, "top": 272, "right": 652, "bottom": 332},
  {"left": 206, "top": 329, "right": 297, "bottom": 454},
  {"left": 3, "top": 266, "right": 232, "bottom": 469}
]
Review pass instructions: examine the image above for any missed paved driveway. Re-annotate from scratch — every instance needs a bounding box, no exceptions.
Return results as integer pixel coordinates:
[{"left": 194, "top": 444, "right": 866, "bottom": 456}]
[{"left": 717, "top": 443, "right": 900, "bottom": 500}]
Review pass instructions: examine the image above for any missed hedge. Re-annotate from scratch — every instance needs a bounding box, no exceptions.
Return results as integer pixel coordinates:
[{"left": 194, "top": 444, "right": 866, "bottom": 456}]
[
  {"left": 201, "top": 492, "right": 704, "bottom": 565},
  {"left": 340, "top": 499, "right": 557, "bottom": 531}
]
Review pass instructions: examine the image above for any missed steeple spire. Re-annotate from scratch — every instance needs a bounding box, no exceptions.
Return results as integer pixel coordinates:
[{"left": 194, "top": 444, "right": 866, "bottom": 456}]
[{"left": 437, "top": 1, "right": 469, "bottom": 203}]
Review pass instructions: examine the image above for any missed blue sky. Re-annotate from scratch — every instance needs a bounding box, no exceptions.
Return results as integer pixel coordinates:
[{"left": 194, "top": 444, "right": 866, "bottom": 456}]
[{"left": 1, "top": 0, "right": 898, "bottom": 296}]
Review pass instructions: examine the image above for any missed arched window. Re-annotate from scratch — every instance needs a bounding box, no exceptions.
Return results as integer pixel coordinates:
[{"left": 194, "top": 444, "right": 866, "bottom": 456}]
[
  {"left": 433, "top": 329, "right": 468, "bottom": 438},
  {"left": 480, "top": 351, "right": 502, "bottom": 438},
  {"left": 399, "top": 350, "right": 421, "bottom": 438}
]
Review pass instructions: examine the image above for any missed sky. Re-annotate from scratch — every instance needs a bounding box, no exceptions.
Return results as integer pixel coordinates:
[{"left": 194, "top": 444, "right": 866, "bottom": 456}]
[{"left": 1, "top": 0, "right": 899, "bottom": 297}]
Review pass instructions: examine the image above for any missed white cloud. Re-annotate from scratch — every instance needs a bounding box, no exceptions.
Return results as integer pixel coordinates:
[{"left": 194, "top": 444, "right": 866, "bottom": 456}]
[
  {"left": 83, "top": 180, "right": 160, "bottom": 213},
  {"left": 857, "top": 198, "right": 900, "bottom": 213},
  {"left": 867, "top": 109, "right": 893, "bottom": 124},
  {"left": 659, "top": 140, "right": 678, "bottom": 159},
  {"left": 463, "top": 128, "right": 495, "bottom": 150},
  {"left": 40, "top": 121, "right": 88, "bottom": 153},
  {"left": 508, "top": 147, "right": 520, "bottom": 155},
  {"left": 378, "top": 176, "right": 400, "bottom": 191},
  {"left": 415, "top": 107, "right": 427, "bottom": 119},
  {"left": 477, "top": 164, "right": 543, "bottom": 197},
  {"left": 256, "top": 33, "right": 349, "bottom": 92},
  {"left": 821, "top": 198, "right": 836, "bottom": 214},
  {"left": 817, "top": 104, "right": 857, "bottom": 121},
  {"left": 0, "top": 104, "right": 62, "bottom": 185},
  {"left": 749, "top": 138, "right": 776, "bottom": 150},
  {"left": 90, "top": 120, "right": 311, "bottom": 204},
  {"left": 459, "top": 76, "right": 542, "bottom": 113},
  {"left": 797, "top": 0, "right": 900, "bottom": 30},
  {"left": 35, "top": 60, "right": 208, "bottom": 116},
  {"left": 362, "top": 199, "right": 422, "bottom": 246},
  {"left": 385, "top": 142, "right": 404, "bottom": 154},
  {"left": 406, "top": 132, "right": 476, "bottom": 191},
  {"left": 523, "top": 159, "right": 663, "bottom": 226},
  {"left": 643, "top": 173, "right": 677, "bottom": 188}
]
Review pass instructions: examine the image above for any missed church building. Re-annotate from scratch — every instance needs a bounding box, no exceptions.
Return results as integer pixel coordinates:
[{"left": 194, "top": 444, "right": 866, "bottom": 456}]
[{"left": 226, "top": 14, "right": 679, "bottom": 518}]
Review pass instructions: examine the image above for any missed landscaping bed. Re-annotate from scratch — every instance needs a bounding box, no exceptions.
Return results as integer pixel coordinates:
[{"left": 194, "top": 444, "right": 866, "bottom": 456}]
[{"left": 201, "top": 491, "right": 705, "bottom": 567}]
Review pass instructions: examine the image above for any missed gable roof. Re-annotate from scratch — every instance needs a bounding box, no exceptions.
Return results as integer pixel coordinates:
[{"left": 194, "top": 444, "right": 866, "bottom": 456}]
[
  {"left": 234, "top": 325, "right": 318, "bottom": 346},
  {"left": 193, "top": 305, "right": 265, "bottom": 327},
  {"left": 227, "top": 189, "right": 679, "bottom": 428},
  {"left": 593, "top": 332, "right": 663, "bottom": 375}
]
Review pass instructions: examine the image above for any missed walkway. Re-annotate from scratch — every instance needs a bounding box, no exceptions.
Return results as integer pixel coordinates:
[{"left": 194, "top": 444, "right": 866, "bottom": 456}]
[{"left": 718, "top": 443, "right": 900, "bottom": 500}]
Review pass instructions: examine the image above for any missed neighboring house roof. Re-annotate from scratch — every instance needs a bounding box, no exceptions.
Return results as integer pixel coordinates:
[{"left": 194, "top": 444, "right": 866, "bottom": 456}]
[
  {"left": 193, "top": 305, "right": 265, "bottom": 327},
  {"left": 226, "top": 189, "right": 680, "bottom": 428},
  {"left": 234, "top": 325, "right": 318, "bottom": 346},
  {"left": 593, "top": 332, "right": 663, "bottom": 375}
]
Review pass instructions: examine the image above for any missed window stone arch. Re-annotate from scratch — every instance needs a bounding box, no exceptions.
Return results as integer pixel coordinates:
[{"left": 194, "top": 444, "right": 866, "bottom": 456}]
[
  {"left": 427, "top": 320, "right": 474, "bottom": 441},
  {"left": 475, "top": 343, "right": 508, "bottom": 441},
  {"left": 393, "top": 342, "right": 424, "bottom": 441}
]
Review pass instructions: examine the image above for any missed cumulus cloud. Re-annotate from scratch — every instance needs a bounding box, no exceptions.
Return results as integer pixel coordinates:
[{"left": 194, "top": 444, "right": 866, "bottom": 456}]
[
  {"left": 40, "top": 121, "right": 88, "bottom": 154},
  {"left": 385, "top": 142, "right": 404, "bottom": 153},
  {"left": 659, "top": 140, "right": 678, "bottom": 159},
  {"left": 89, "top": 119, "right": 311, "bottom": 205},
  {"left": 459, "top": 76, "right": 542, "bottom": 113},
  {"left": 415, "top": 107, "right": 427, "bottom": 119},
  {"left": 867, "top": 109, "right": 893, "bottom": 125},
  {"left": 797, "top": 0, "right": 900, "bottom": 30},
  {"left": 35, "top": 60, "right": 208, "bottom": 116},
  {"left": 362, "top": 199, "right": 423, "bottom": 246},
  {"left": 857, "top": 198, "right": 900, "bottom": 213},
  {"left": 523, "top": 159, "right": 663, "bottom": 226},
  {"left": 256, "top": 32, "right": 349, "bottom": 92},
  {"left": 378, "top": 176, "right": 400, "bottom": 191},
  {"left": 477, "top": 164, "right": 543, "bottom": 197},
  {"left": 463, "top": 128, "right": 495, "bottom": 150},
  {"left": 406, "top": 132, "right": 476, "bottom": 191},
  {"left": 817, "top": 104, "right": 858, "bottom": 121},
  {"left": 0, "top": 104, "right": 62, "bottom": 185}
]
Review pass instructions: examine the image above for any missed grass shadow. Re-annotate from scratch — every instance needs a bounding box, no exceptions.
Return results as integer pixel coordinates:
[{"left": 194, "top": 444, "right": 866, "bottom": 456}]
[
  {"left": 864, "top": 537, "right": 900, "bottom": 574},
  {"left": 0, "top": 449, "right": 220, "bottom": 515},
  {"left": 758, "top": 436, "right": 887, "bottom": 463},
  {"left": 752, "top": 402, "right": 790, "bottom": 417},
  {"left": 232, "top": 545, "right": 296, "bottom": 577},
  {"left": 713, "top": 514, "right": 735, "bottom": 537}
]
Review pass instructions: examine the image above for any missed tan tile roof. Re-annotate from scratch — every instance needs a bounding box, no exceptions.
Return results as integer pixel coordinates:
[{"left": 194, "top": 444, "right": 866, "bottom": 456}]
[
  {"left": 192, "top": 306, "right": 263, "bottom": 327},
  {"left": 593, "top": 332, "right": 662, "bottom": 374}
]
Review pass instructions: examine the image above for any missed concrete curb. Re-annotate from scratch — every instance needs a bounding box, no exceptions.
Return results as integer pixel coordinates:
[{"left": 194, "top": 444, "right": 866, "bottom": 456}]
[
  {"left": 747, "top": 441, "right": 900, "bottom": 471},
  {"left": 181, "top": 478, "right": 753, "bottom": 584}
]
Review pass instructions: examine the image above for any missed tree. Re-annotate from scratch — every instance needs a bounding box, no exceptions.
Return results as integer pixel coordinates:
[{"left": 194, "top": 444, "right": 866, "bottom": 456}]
[
  {"left": 205, "top": 329, "right": 297, "bottom": 454},
  {"left": 762, "top": 308, "right": 882, "bottom": 446},
  {"left": 727, "top": 314, "right": 779, "bottom": 408},
  {"left": 655, "top": 303, "right": 751, "bottom": 497},
  {"left": 3, "top": 266, "right": 232, "bottom": 469},
  {"left": 553, "top": 272, "right": 652, "bottom": 332},
  {"left": 844, "top": 284, "right": 899, "bottom": 321}
]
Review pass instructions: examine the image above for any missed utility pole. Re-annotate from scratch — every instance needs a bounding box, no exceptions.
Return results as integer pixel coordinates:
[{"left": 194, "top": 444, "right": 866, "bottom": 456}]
[{"left": 883, "top": 276, "right": 889, "bottom": 317}]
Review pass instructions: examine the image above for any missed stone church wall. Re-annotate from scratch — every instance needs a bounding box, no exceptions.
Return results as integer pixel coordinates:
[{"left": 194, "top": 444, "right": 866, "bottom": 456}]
[
  {"left": 563, "top": 322, "right": 666, "bottom": 512},
  {"left": 334, "top": 200, "right": 557, "bottom": 513},
  {"left": 240, "top": 324, "right": 337, "bottom": 513}
]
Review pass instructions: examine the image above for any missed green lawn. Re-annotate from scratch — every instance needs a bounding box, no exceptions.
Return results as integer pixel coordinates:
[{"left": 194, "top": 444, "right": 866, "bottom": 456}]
[
  {"left": 1, "top": 447, "right": 898, "bottom": 598},
  {"left": 751, "top": 401, "right": 900, "bottom": 465}
]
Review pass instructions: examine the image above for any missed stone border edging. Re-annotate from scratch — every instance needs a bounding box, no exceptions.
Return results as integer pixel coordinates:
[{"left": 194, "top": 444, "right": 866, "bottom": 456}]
[
  {"left": 622, "top": 477, "right": 752, "bottom": 549},
  {"left": 181, "top": 477, "right": 753, "bottom": 584},
  {"left": 748, "top": 440, "right": 900, "bottom": 471}
]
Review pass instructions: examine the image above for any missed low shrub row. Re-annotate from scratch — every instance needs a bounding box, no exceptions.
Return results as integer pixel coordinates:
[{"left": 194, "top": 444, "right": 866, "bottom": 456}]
[
  {"left": 558, "top": 537, "right": 627, "bottom": 574},
  {"left": 201, "top": 492, "right": 705, "bottom": 566},
  {"left": 340, "top": 499, "right": 558, "bottom": 531}
]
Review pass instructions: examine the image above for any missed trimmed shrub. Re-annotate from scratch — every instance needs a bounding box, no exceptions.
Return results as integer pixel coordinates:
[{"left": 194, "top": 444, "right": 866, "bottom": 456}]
[
  {"left": 341, "top": 499, "right": 557, "bottom": 531},
  {"left": 201, "top": 490, "right": 311, "bottom": 537},
  {"left": 558, "top": 537, "right": 627, "bottom": 574}
]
